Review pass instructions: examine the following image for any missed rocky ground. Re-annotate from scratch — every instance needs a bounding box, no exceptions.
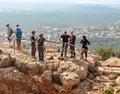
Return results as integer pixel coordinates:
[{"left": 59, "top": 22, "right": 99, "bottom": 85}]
[{"left": 0, "top": 45, "right": 120, "bottom": 94}]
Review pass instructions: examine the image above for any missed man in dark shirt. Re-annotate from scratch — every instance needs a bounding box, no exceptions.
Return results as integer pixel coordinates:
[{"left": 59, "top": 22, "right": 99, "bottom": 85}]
[
  {"left": 37, "top": 33, "right": 48, "bottom": 61},
  {"left": 59, "top": 31, "right": 70, "bottom": 58},
  {"left": 31, "top": 30, "right": 36, "bottom": 58},
  {"left": 69, "top": 31, "right": 76, "bottom": 58}
]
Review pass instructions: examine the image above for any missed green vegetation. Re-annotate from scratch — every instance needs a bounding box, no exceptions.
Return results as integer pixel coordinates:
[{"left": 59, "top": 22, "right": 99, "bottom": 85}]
[
  {"left": 96, "top": 46, "right": 120, "bottom": 61},
  {"left": 105, "top": 88, "right": 113, "bottom": 94},
  {"left": 116, "top": 50, "right": 120, "bottom": 58},
  {"left": 67, "top": 68, "right": 74, "bottom": 72},
  {"left": 96, "top": 47, "right": 115, "bottom": 61}
]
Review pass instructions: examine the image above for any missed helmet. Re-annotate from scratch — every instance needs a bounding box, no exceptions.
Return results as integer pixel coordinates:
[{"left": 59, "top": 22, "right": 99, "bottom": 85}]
[
  {"left": 32, "top": 30, "right": 35, "bottom": 34},
  {"left": 39, "top": 33, "right": 43, "bottom": 37}
]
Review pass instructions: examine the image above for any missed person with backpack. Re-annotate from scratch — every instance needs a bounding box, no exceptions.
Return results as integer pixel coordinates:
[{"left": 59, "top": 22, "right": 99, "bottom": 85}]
[
  {"left": 6, "top": 24, "right": 13, "bottom": 46},
  {"left": 37, "top": 33, "right": 48, "bottom": 61},
  {"left": 80, "top": 36, "right": 90, "bottom": 60},
  {"left": 69, "top": 31, "right": 76, "bottom": 58},
  {"left": 59, "top": 31, "right": 70, "bottom": 59},
  {"left": 15, "top": 24, "right": 22, "bottom": 49},
  {"left": 31, "top": 30, "right": 36, "bottom": 58}
]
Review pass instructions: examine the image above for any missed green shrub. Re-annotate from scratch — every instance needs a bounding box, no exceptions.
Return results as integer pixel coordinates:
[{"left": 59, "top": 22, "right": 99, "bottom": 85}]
[
  {"left": 105, "top": 88, "right": 113, "bottom": 94},
  {"left": 116, "top": 50, "right": 120, "bottom": 58},
  {"left": 96, "top": 47, "right": 114, "bottom": 61}
]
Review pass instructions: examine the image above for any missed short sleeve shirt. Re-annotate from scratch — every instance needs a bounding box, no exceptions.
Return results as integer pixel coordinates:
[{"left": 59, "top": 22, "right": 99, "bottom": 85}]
[{"left": 60, "top": 35, "right": 70, "bottom": 42}]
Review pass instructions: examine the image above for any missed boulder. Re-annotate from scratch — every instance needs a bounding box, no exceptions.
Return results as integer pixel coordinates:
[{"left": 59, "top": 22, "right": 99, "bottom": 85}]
[
  {"left": 60, "top": 72, "right": 80, "bottom": 90},
  {"left": 15, "top": 60, "right": 28, "bottom": 73},
  {"left": 26, "top": 62, "right": 40, "bottom": 75},
  {"left": 0, "top": 55, "right": 12, "bottom": 68},
  {"left": 115, "top": 76, "right": 120, "bottom": 85},
  {"left": 47, "top": 63, "right": 59, "bottom": 71},
  {"left": 32, "top": 84, "right": 40, "bottom": 93},
  {"left": 41, "top": 70, "right": 53, "bottom": 85},
  {"left": 58, "top": 61, "right": 69, "bottom": 73},
  {"left": 76, "top": 65, "right": 88, "bottom": 80}
]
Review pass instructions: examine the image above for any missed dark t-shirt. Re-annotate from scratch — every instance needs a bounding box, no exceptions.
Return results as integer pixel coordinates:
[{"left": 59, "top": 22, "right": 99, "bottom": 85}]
[
  {"left": 60, "top": 35, "right": 70, "bottom": 42},
  {"left": 38, "top": 37, "right": 46, "bottom": 46},
  {"left": 80, "top": 39, "right": 90, "bottom": 49},
  {"left": 70, "top": 35, "right": 76, "bottom": 44},
  {"left": 31, "top": 35, "right": 36, "bottom": 45}
]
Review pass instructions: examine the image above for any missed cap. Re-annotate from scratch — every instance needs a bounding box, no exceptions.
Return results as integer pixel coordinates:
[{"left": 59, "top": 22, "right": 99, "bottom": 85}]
[
  {"left": 32, "top": 30, "right": 35, "bottom": 34},
  {"left": 39, "top": 33, "right": 43, "bottom": 37}
]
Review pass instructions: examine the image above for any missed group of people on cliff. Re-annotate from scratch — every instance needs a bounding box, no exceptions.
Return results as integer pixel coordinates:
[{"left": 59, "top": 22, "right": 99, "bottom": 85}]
[
  {"left": 6, "top": 24, "right": 90, "bottom": 61},
  {"left": 59, "top": 31, "right": 90, "bottom": 60},
  {"left": 6, "top": 24, "right": 22, "bottom": 49}
]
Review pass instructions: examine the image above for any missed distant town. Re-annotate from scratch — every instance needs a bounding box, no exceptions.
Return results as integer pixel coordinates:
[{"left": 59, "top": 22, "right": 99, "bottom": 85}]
[{"left": 0, "top": 21, "right": 120, "bottom": 50}]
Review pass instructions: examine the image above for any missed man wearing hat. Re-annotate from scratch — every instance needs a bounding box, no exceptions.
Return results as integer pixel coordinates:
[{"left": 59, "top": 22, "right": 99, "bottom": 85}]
[
  {"left": 31, "top": 30, "right": 36, "bottom": 58},
  {"left": 37, "top": 33, "right": 48, "bottom": 61}
]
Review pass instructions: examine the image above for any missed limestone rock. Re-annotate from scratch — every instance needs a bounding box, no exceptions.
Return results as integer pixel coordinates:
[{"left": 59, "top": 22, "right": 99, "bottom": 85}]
[
  {"left": 58, "top": 61, "right": 69, "bottom": 73},
  {"left": 0, "top": 55, "right": 12, "bottom": 68},
  {"left": 60, "top": 72, "right": 80, "bottom": 90},
  {"left": 104, "top": 57, "right": 120, "bottom": 67},
  {"left": 32, "top": 84, "right": 40, "bottom": 93},
  {"left": 26, "top": 62, "right": 40, "bottom": 75},
  {"left": 47, "top": 63, "right": 59, "bottom": 71},
  {"left": 15, "top": 60, "right": 28, "bottom": 73},
  {"left": 41, "top": 70, "right": 53, "bottom": 85},
  {"left": 53, "top": 71, "right": 61, "bottom": 84},
  {"left": 76, "top": 65, "right": 88, "bottom": 80},
  {"left": 115, "top": 76, "right": 120, "bottom": 85}
]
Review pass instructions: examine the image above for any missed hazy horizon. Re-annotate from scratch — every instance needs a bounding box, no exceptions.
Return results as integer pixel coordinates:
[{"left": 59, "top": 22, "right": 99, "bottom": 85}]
[{"left": 0, "top": 0, "right": 120, "bottom": 10}]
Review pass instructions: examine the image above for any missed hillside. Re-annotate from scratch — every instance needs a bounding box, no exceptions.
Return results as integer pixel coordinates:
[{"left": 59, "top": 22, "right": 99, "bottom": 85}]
[{"left": 0, "top": 45, "right": 120, "bottom": 94}]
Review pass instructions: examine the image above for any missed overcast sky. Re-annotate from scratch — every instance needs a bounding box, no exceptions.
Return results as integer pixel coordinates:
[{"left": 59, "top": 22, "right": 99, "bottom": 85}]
[{"left": 0, "top": 0, "right": 120, "bottom": 8}]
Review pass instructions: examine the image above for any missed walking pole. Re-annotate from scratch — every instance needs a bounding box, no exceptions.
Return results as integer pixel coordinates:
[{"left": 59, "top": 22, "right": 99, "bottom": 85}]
[
  {"left": 13, "top": 40, "right": 16, "bottom": 55},
  {"left": 13, "top": 40, "right": 15, "bottom": 55}
]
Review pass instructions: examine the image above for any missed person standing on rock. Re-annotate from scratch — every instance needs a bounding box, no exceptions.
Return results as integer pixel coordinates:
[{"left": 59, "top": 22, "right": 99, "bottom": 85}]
[
  {"left": 37, "top": 33, "right": 48, "bottom": 61},
  {"left": 59, "top": 31, "right": 70, "bottom": 58},
  {"left": 69, "top": 31, "right": 76, "bottom": 58},
  {"left": 31, "top": 30, "right": 36, "bottom": 58},
  {"left": 15, "top": 24, "right": 22, "bottom": 49},
  {"left": 80, "top": 36, "right": 90, "bottom": 60},
  {"left": 6, "top": 24, "right": 13, "bottom": 47}
]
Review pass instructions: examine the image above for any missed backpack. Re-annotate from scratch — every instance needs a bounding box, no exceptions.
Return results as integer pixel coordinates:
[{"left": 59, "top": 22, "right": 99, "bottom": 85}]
[{"left": 16, "top": 28, "right": 22, "bottom": 38}]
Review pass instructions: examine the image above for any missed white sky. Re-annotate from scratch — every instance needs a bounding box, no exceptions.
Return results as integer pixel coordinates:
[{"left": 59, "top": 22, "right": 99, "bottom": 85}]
[
  {"left": 0, "top": 0, "right": 120, "bottom": 4},
  {"left": 0, "top": 0, "right": 120, "bottom": 8}
]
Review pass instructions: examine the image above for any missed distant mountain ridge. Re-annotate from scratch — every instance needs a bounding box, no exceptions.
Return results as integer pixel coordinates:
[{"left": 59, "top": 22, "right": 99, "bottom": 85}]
[{"left": 0, "top": 4, "right": 120, "bottom": 31}]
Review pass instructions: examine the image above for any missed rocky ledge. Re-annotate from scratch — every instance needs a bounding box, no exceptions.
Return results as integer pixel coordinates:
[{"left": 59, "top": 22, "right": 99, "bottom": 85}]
[{"left": 0, "top": 46, "right": 119, "bottom": 94}]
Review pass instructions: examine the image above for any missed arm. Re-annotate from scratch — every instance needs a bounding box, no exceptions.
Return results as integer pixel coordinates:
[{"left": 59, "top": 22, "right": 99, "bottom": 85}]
[
  {"left": 87, "top": 40, "right": 90, "bottom": 45},
  {"left": 59, "top": 36, "right": 62, "bottom": 42},
  {"left": 80, "top": 40, "right": 83, "bottom": 44}
]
